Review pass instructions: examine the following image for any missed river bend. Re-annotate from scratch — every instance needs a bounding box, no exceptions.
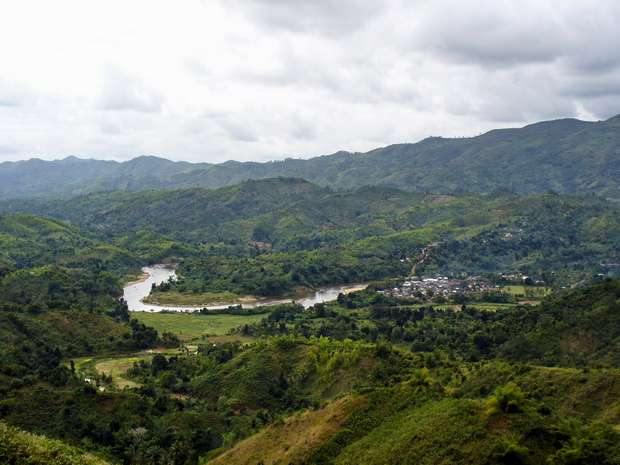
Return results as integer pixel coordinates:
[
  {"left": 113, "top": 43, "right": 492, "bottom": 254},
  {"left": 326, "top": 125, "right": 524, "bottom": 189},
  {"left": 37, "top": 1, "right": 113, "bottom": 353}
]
[{"left": 123, "top": 265, "right": 366, "bottom": 312}]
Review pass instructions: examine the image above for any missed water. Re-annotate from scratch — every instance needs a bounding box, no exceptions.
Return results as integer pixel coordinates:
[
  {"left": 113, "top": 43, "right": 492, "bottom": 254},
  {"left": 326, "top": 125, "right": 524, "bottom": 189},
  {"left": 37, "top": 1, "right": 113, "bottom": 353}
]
[{"left": 123, "top": 265, "right": 367, "bottom": 312}]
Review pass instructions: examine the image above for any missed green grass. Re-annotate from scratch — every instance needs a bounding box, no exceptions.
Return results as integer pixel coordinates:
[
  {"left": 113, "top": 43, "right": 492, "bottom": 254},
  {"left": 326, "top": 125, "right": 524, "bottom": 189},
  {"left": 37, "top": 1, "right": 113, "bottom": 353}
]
[
  {"left": 69, "top": 356, "right": 98, "bottom": 378},
  {"left": 95, "top": 356, "right": 146, "bottom": 389},
  {"left": 502, "top": 285, "right": 551, "bottom": 298},
  {"left": 142, "top": 290, "right": 257, "bottom": 306},
  {"left": 131, "top": 311, "right": 265, "bottom": 340},
  {"left": 404, "top": 303, "right": 515, "bottom": 311}
]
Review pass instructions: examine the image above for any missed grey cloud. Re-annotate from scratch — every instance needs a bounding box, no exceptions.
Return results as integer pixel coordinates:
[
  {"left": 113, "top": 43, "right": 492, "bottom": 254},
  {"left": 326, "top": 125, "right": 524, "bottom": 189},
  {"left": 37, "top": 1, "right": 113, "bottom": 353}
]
[
  {"left": 561, "top": 69, "right": 620, "bottom": 98},
  {"left": 477, "top": 94, "right": 574, "bottom": 124},
  {"left": 576, "top": 97, "right": 620, "bottom": 121},
  {"left": 99, "top": 120, "right": 123, "bottom": 135},
  {"left": 228, "top": 0, "right": 387, "bottom": 35},
  {"left": 5, "top": 0, "right": 620, "bottom": 166},
  {"left": 217, "top": 118, "right": 259, "bottom": 142},
  {"left": 385, "top": 1, "right": 620, "bottom": 125},
  {"left": 565, "top": 47, "right": 620, "bottom": 75},
  {"left": 0, "top": 95, "right": 21, "bottom": 107},
  {"left": 413, "top": 1, "right": 620, "bottom": 72},
  {"left": 183, "top": 59, "right": 210, "bottom": 77},
  {"left": 229, "top": 42, "right": 412, "bottom": 108},
  {"left": 291, "top": 120, "right": 316, "bottom": 140},
  {"left": 416, "top": 11, "right": 567, "bottom": 66},
  {"left": 97, "top": 66, "right": 165, "bottom": 113}
]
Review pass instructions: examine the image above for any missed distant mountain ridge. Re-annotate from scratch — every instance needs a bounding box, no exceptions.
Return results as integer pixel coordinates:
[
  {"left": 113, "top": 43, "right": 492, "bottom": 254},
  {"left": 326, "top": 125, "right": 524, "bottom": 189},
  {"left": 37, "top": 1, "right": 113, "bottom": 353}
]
[
  {"left": 0, "top": 155, "right": 199, "bottom": 198},
  {"left": 3, "top": 114, "right": 620, "bottom": 198}
]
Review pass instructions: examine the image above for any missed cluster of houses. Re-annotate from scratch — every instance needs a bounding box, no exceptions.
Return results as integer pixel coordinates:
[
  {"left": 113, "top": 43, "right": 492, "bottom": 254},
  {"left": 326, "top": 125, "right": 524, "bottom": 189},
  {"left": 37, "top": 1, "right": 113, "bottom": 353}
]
[{"left": 380, "top": 276, "right": 499, "bottom": 300}]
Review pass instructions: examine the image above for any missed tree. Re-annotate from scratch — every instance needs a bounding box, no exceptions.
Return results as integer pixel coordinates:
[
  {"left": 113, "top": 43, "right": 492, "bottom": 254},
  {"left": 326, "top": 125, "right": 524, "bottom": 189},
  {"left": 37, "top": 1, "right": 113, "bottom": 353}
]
[{"left": 151, "top": 354, "right": 168, "bottom": 374}]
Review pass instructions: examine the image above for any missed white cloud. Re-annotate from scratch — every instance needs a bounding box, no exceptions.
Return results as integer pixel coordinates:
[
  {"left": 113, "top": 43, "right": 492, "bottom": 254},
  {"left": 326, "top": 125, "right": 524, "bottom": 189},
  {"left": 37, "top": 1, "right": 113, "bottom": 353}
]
[
  {"left": 97, "top": 66, "right": 166, "bottom": 113},
  {"left": 0, "top": 0, "right": 619, "bottom": 165},
  {"left": 0, "top": 79, "right": 34, "bottom": 107}
]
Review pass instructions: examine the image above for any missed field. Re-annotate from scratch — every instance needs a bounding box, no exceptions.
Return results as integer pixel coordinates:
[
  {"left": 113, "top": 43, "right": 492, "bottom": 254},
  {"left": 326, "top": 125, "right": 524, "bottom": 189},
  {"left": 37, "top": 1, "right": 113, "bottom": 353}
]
[
  {"left": 406, "top": 303, "right": 516, "bottom": 312},
  {"left": 69, "top": 346, "right": 204, "bottom": 390},
  {"left": 502, "top": 285, "right": 551, "bottom": 298},
  {"left": 131, "top": 311, "right": 265, "bottom": 341}
]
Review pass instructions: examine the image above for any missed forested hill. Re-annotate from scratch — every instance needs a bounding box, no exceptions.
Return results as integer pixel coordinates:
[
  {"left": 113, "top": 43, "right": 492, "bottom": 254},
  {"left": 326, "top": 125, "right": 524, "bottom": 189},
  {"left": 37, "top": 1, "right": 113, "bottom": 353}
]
[
  {"left": 3, "top": 178, "right": 620, "bottom": 288},
  {"left": 3, "top": 114, "right": 620, "bottom": 198}
]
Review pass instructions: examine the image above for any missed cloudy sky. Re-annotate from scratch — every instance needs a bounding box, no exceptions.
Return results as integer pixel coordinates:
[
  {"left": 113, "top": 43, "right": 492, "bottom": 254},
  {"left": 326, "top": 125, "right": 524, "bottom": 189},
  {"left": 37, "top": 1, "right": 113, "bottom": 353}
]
[{"left": 1, "top": 0, "right": 619, "bottom": 164}]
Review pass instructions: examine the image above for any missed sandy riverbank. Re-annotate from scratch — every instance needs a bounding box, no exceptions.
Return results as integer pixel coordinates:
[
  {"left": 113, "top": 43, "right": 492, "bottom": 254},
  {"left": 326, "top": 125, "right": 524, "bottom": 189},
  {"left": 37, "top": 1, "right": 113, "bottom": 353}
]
[
  {"left": 341, "top": 286, "right": 366, "bottom": 294},
  {"left": 125, "top": 273, "right": 150, "bottom": 287}
]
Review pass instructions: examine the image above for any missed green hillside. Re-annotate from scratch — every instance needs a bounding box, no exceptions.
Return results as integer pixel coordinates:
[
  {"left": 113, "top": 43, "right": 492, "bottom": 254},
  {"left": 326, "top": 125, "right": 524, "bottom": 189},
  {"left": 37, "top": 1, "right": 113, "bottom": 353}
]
[
  {"left": 497, "top": 278, "right": 620, "bottom": 367},
  {"left": 0, "top": 214, "right": 138, "bottom": 272},
  {"left": 3, "top": 180, "right": 620, "bottom": 299},
  {"left": 0, "top": 155, "right": 193, "bottom": 198},
  {"left": 0, "top": 214, "right": 171, "bottom": 399}
]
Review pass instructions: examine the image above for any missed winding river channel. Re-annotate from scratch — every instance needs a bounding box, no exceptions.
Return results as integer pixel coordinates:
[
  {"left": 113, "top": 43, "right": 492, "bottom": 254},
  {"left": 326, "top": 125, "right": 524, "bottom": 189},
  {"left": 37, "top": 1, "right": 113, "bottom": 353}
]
[{"left": 124, "top": 265, "right": 367, "bottom": 312}]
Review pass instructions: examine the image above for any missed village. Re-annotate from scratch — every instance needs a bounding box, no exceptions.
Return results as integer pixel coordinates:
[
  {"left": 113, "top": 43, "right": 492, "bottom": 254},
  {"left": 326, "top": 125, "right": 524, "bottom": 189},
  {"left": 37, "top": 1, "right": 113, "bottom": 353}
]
[
  {"left": 380, "top": 273, "right": 553, "bottom": 304},
  {"left": 380, "top": 275, "right": 498, "bottom": 300}
]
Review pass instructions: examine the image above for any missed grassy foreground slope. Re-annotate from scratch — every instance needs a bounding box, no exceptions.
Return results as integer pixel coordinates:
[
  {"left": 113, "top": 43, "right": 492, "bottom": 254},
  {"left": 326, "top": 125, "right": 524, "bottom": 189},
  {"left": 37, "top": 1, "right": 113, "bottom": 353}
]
[
  {"left": 0, "top": 421, "right": 112, "bottom": 465},
  {"left": 206, "top": 358, "right": 620, "bottom": 465},
  {"left": 201, "top": 279, "right": 620, "bottom": 464}
]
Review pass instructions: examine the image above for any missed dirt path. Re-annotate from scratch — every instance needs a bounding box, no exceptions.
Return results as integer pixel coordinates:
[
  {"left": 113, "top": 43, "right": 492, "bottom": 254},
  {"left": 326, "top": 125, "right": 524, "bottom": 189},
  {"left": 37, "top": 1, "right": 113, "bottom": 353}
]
[{"left": 411, "top": 244, "right": 436, "bottom": 276}]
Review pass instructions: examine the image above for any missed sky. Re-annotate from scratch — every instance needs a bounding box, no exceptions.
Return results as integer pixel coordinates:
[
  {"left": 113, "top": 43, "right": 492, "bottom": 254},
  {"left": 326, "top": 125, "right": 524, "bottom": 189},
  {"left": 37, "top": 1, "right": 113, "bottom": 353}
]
[{"left": 1, "top": 0, "right": 619, "bottom": 164}]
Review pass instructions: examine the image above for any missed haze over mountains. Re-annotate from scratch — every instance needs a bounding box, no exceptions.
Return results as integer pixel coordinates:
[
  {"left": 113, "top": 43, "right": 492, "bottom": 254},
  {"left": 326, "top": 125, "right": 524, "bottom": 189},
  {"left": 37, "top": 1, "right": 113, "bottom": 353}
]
[{"left": 3, "top": 114, "right": 620, "bottom": 199}]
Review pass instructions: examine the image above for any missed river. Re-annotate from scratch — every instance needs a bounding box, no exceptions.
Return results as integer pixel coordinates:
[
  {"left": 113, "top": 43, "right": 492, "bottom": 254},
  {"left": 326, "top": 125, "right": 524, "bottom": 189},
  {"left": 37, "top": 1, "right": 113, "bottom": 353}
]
[{"left": 123, "top": 265, "right": 367, "bottom": 312}]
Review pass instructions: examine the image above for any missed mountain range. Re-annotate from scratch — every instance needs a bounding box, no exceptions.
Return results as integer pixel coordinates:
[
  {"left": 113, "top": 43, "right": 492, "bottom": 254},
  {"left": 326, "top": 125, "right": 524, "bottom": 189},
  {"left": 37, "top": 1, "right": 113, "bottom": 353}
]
[{"left": 3, "top": 114, "right": 620, "bottom": 198}]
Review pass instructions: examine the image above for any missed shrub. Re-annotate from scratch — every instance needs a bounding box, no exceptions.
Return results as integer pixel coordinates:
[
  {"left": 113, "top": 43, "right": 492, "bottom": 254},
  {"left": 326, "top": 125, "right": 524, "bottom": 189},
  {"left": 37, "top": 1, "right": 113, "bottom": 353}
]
[{"left": 486, "top": 382, "right": 531, "bottom": 415}]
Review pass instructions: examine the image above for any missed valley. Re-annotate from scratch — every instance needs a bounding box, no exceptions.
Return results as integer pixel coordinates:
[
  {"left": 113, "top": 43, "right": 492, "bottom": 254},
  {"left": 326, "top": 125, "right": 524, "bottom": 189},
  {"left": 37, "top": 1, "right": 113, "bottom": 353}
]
[{"left": 4, "top": 120, "right": 620, "bottom": 463}]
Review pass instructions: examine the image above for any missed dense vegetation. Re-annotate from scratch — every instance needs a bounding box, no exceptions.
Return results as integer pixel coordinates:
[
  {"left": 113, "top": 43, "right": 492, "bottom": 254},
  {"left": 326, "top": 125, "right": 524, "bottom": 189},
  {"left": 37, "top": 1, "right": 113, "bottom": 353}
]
[
  {"left": 0, "top": 216, "right": 175, "bottom": 397},
  {"left": 3, "top": 179, "right": 620, "bottom": 298},
  {"left": 4, "top": 171, "right": 620, "bottom": 462},
  {"left": 0, "top": 420, "right": 112, "bottom": 465}
]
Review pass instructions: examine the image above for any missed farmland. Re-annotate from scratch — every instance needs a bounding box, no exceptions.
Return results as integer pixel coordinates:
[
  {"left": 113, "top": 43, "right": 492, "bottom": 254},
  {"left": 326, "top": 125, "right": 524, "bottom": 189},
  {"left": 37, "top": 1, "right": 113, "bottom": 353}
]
[{"left": 131, "top": 310, "right": 266, "bottom": 341}]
